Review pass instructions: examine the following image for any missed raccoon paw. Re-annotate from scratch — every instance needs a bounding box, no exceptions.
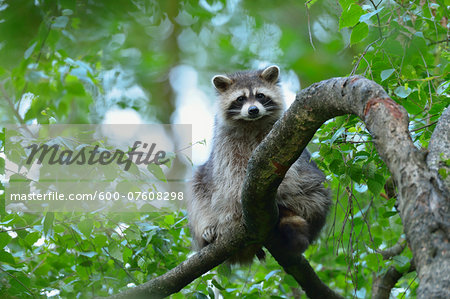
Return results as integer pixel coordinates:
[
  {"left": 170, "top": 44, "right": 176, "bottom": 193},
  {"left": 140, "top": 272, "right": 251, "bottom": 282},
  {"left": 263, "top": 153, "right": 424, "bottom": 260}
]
[{"left": 202, "top": 226, "right": 216, "bottom": 244}]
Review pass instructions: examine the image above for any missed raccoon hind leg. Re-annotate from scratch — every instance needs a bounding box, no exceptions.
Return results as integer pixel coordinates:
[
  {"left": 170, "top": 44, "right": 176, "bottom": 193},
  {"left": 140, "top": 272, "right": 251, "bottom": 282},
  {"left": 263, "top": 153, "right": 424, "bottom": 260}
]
[{"left": 277, "top": 206, "right": 310, "bottom": 253}]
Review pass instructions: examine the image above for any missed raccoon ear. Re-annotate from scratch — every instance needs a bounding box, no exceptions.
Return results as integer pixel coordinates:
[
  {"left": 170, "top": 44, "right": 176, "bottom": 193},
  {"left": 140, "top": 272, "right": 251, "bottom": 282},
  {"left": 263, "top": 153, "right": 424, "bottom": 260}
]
[
  {"left": 212, "top": 75, "right": 233, "bottom": 92},
  {"left": 260, "top": 65, "right": 280, "bottom": 84}
]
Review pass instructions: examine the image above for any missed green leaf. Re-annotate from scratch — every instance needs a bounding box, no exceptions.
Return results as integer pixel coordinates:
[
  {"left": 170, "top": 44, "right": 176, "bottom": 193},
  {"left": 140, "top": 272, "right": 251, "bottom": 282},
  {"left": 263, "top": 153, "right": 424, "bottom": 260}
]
[
  {"left": 217, "top": 263, "right": 231, "bottom": 277},
  {"left": 348, "top": 165, "right": 363, "bottom": 183},
  {"left": 394, "top": 86, "right": 412, "bottom": 98},
  {"left": 436, "top": 81, "right": 449, "bottom": 95},
  {"left": 329, "top": 127, "right": 345, "bottom": 144},
  {"left": 367, "top": 179, "right": 383, "bottom": 195},
  {"left": 339, "top": 4, "right": 364, "bottom": 30},
  {"left": 384, "top": 39, "right": 404, "bottom": 56},
  {"left": 123, "top": 246, "right": 132, "bottom": 263},
  {"left": 194, "top": 292, "right": 208, "bottom": 299},
  {"left": 79, "top": 251, "right": 97, "bottom": 258},
  {"left": 0, "top": 250, "right": 15, "bottom": 264},
  {"left": 24, "top": 231, "right": 40, "bottom": 247},
  {"left": 365, "top": 253, "right": 381, "bottom": 270},
  {"left": 52, "top": 16, "right": 69, "bottom": 29},
  {"left": 383, "top": 211, "right": 397, "bottom": 218},
  {"left": 24, "top": 41, "right": 37, "bottom": 59},
  {"left": 359, "top": 7, "right": 384, "bottom": 23},
  {"left": 211, "top": 279, "right": 225, "bottom": 291},
  {"left": 338, "top": 0, "right": 354, "bottom": 11},
  {"left": 393, "top": 255, "right": 410, "bottom": 272},
  {"left": 438, "top": 168, "right": 448, "bottom": 179},
  {"left": 43, "top": 212, "right": 54, "bottom": 236},
  {"left": 93, "top": 235, "right": 108, "bottom": 248},
  {"left": 125, "top": 228, "right": 141, "bottom": 242},
  {"left": 351, "top": 22, "right": 369, "bottom": 44},
  {"left": 284, "top": 274, "right": 298, "bottom": 287},
  {"left": 78, "top": 219, "right": 93, "bottom": 238},
  {"left": 329, "top": 159, "right": 345, "bottom": 175},
  {"left": 137, "top": 257, "right": 147, "bottom": 270},
  {"left": 65, "top": 74, "right": 86, "bottom": 96},
  {"left": 147, "top": 163, "right": 167, "bottom": 182},
  {"left": 0, "top": 232, "right": 12, "bottom": 248},
  {"left": 380, "top": 69, "right": 395, "bottom": 81},
  {"left": 62, "top": 9, "right": 73, "bottom": 16},
  {"left": 164, "top": 215, "right": 175, "bottom": 225},
  {"left": 265, "top": 269, "right": 281, "bottom": 280},
  {"left": 109, "top": 245, "right": 123, "bottom": 262},
  {"left": 401, "top": 98, "right": 423, "bottom": 115}
]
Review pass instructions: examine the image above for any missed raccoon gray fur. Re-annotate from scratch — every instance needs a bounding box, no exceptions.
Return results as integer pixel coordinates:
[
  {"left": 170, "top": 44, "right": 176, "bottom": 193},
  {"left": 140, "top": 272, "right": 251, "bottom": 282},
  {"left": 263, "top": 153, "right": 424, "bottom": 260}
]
[{"left": 187, "top": 65, "right": 331, "bottom": 264}]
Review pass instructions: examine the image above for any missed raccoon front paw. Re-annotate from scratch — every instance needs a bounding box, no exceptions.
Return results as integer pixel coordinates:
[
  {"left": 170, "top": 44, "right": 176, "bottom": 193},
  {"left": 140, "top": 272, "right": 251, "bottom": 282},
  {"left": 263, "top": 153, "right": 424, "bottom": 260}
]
[{"left": 202, "top": 226, "right": 216, "bottom": 244}]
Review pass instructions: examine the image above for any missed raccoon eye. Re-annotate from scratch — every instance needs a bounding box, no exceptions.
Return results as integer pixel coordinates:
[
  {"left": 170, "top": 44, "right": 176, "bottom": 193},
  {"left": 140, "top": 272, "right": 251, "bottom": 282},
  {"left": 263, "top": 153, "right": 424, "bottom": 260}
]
[
  {"left": 236, "top": 96, "right": 246, "bottom": 103},
  {"left": 255, "top": 93, "right": 265, "bottom": 99}
]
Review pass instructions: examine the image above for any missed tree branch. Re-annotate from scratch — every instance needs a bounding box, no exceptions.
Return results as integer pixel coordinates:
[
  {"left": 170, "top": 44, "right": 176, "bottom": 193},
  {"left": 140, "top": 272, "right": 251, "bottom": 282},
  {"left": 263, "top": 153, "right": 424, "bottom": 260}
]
[
  {"left": 265, "top": 233, "right": 345, "bottom": 299},
  {"left": 106, "top": 229, "right": 246, "bottom": 299},
  {"left": 372, "top": 261, "right": 415, "bottom": 299},
  {"left": 241, "top": 76, "right": 449, "bottom": 298},
  {"left": 109, "top": 76, "right": 449, "bottom": 298},
  {"left": 377, "top": 237, "right": 407, "bottom": 260}
]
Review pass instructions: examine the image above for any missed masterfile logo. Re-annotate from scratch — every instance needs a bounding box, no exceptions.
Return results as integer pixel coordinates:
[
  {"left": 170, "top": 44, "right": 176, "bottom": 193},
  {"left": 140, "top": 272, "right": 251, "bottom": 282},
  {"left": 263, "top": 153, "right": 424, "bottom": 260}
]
[
  {"left": 3, "top": 124, "right": 192, "bottom": 212},
  {"left": 25, "top": 141, "right": 170, "bottom": 171}
]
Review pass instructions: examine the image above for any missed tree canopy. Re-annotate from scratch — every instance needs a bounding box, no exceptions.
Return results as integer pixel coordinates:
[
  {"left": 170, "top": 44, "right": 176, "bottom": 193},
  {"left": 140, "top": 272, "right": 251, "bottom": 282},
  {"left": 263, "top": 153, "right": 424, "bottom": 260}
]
[{"left": 0, "top": 0, "right": 448, "bottom": 298}]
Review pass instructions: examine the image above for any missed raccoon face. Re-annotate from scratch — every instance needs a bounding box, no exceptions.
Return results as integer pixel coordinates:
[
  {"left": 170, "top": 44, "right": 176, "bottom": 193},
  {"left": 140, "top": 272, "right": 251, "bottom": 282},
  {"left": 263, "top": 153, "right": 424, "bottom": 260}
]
[{"left": 212, "top": 65, "right": 285, "bottom": 124}]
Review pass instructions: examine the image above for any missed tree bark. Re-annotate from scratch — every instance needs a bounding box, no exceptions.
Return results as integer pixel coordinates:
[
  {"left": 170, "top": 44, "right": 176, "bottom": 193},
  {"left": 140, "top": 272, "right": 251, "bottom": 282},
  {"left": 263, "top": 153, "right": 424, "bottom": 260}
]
[
  {"left": 427, "top": 107, "right": 450, "bottom": 190},
  {"left": 241, "top": 76, "right": 449, "bottom": 298},
  {"left": 371, "top": 264, "right": 414, "bottom": 299},
  {"left": 109, "top": 76, "right": 449, "bottom": 298}
]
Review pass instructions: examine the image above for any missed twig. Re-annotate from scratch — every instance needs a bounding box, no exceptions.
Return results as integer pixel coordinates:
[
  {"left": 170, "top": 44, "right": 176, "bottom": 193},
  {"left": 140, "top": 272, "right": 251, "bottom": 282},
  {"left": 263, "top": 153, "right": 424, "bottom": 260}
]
[
  {"left": 351, "top": 38, "right": 382, "bottom": 75},
  {"left": 418, "top": 48, "right": 433, "bottom": 109},
  {"left": 305, "top": 2, "right": 316, "bottom": 51},
  {"left": 376, "top": 237, "right": 407, "bottom": 260},
  {"left": 410, "top": 121, "right": 438, "bottom": 132},
  {"left": 369, "top": 0, "right": 383, "bottom": 38},
  {"left": 0, "top": 81, "right": 26, "bottom": 124},
  {"left": 428, "top": 39, "right": 450, "bottom": 45},
  {"left": 0, "top": 266, "right": 36, "bottom": 298}
]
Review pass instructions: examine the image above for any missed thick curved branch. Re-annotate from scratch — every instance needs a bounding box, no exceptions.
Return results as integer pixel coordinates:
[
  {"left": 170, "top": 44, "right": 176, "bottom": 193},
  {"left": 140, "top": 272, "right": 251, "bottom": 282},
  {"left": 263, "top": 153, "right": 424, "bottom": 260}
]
[
  {"left": 242, "top": 76, "right": 449, "bottom": 298},
  {"left": 109, "top": 77, "right": 448, "bottom": 298},
  {"left": 106, "top": 229, "right": 246, "bottom": 299}
]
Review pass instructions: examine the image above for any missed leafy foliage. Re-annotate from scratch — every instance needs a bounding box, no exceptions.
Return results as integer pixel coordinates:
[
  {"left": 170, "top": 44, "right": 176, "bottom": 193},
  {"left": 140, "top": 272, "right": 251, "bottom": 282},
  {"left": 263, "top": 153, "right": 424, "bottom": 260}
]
[{"left": 0, "top": 0, "right": 448, "bottom": 298}]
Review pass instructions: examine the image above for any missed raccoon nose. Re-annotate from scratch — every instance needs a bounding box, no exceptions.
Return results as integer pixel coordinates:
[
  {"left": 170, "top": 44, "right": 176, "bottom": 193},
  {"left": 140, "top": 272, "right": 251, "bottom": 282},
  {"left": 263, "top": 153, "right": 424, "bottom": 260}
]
[{"left": 248, "top": 106, "right": 259, "bottom": 116}]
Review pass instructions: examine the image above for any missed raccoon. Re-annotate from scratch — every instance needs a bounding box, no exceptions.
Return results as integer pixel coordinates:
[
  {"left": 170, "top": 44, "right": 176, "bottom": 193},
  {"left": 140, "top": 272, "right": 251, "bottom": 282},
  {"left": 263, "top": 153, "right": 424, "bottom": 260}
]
[{"left": 187, "top": 65, "right": 331, "bottom": 264}]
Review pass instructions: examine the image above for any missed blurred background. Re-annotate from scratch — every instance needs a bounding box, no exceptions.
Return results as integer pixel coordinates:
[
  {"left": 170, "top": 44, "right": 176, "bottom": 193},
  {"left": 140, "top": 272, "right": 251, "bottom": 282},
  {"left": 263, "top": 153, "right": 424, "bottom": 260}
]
[{"left": 0, "top": 0, "right": 359, "bottom": 164}]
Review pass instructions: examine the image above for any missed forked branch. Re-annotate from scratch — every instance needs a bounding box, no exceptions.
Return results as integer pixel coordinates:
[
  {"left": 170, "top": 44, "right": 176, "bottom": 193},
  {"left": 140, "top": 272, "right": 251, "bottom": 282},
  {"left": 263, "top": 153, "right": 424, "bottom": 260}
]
[{"left": 108, "top": 77, "right": 449, "bottom": 299}]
